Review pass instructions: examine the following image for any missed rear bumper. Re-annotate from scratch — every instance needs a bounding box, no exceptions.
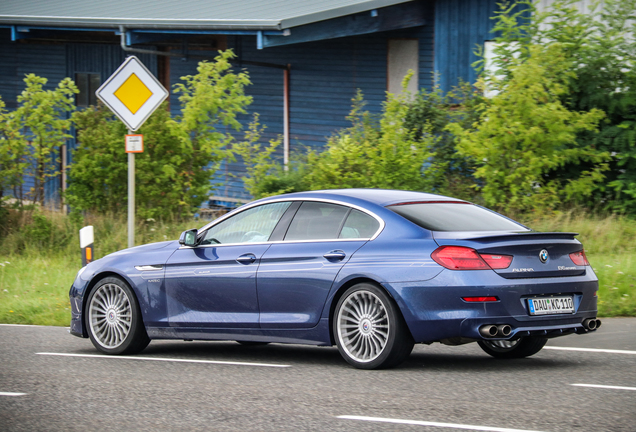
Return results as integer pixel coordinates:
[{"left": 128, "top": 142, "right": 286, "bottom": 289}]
[{"left": 385, "top": 269, "right": 599, "bottom": 343}]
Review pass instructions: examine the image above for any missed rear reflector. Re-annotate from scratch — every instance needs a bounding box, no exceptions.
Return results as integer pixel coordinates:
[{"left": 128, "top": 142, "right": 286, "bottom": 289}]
[
  {"left": 431, "top": 246, "right": 512, "bottom": 270},
  {"left": 462, "top": 296, "right": 499, "bottom": 302},
  {"left": 480, "top": 254, "right": 513, "bottom": 269},
  {"left": 569, "top": 250, "right": 590, "bottom": 266}
]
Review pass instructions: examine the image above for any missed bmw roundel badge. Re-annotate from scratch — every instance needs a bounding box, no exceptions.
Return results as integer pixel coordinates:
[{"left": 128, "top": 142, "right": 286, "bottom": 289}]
[{"left": 539, "top": 249, "right": 549, "bottom": 263}]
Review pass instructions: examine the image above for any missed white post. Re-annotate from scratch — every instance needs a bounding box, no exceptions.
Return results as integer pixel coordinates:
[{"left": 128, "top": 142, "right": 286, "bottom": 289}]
[
  {"left": 61, "top": 143, "right": 67, "bottom": 214},
  {"left": 128, "top": 130, "right": 135, "bottom": 248}
]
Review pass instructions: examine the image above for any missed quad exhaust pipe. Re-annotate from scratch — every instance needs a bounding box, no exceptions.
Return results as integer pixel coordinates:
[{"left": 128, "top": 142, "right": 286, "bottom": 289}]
[
  {"left": 479, "top": 324, "right": 512, "bottom": 338},
  {"left": 582, "top": 318, "right": 602, "bottom": 331}
]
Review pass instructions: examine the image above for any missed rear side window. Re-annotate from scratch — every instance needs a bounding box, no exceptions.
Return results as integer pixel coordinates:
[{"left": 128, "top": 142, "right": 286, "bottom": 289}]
[
  {"left": 285, "top": 202, "right": 349, "bottom": 241},
  {"left": 339, "top": 209, "right": 380, "bottom": 239},
  {"left": 388, "top": 203, "right": 526, "bottom": 232}
]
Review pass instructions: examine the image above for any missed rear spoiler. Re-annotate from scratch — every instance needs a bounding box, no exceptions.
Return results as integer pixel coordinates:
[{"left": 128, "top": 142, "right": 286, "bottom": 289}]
[{"left": 433, "top": 231, "right": 580, "bottom": 243}]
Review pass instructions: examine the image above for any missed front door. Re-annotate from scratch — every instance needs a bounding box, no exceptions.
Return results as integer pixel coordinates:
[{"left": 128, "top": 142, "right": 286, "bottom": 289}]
[{"left": 164, "top": 201, "right": 292, "bottom": 328}]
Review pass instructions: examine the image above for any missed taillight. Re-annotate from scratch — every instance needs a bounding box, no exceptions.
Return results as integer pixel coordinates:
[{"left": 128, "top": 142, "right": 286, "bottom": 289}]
[
  {"left": 431, "top": 246, "right": 512, "bottom": 270},
  {"left": 569, "top": 250, "right": 589, "bottom": 266}
]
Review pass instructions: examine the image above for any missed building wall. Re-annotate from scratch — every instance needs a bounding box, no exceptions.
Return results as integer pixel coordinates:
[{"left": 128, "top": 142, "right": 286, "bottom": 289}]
[
  {"left": 0, "top": 38, "right": 158, "bottom": 206},
  {"left": 168, "top": 21, "right": 435, "bottom": 201},
  {"left": 3, "top": 0, "right": 519, "bottom": 206},
  {"left": 434, "top": 0, "right": 501, "bottom": 92},
  {"left": 0, "top": 36, "right": 68, "bottom": 204}
]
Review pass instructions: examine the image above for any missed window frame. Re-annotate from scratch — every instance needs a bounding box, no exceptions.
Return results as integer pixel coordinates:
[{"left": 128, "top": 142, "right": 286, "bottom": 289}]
[{"left": 189, "top": 198, "right": 385, "bottom": 248}]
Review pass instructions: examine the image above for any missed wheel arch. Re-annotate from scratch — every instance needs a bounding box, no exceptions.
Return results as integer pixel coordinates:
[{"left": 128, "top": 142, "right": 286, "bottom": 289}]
[
  {"left": 327, "top": 277, "right": 412, "bottom": 345},
  {"left": 80, "top": 271, "right": 137, "bottom": 337}
]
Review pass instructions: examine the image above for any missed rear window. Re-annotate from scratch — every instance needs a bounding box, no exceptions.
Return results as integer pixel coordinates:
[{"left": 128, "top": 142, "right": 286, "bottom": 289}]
[{"left": 388, "top": 203, "right": 527, "bottom": 232}]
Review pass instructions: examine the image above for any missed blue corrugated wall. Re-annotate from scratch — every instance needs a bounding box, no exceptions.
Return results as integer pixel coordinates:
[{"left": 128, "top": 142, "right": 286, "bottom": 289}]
[
  {"left": 434, "top": 0, "right": 500, "bottom": 92},
  {"left": 169, "top": 21, "right": 434, "bottom": 200},
  {"left": 0, "top": 38, "right": 67, "bottom": 206},
  {"left": 0, "top": 39, "right": 158, "bottom": 207},
  {"left": 1, "top": 0, "right": 518, "bottom": 206}
]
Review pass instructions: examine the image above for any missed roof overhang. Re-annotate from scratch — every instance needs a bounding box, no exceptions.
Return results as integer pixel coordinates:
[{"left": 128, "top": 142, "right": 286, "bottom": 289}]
[
  {"left": 0, "top": 0, "right": 414, "bottom": 31},
  {"left": 0, "top": 0, "right": 426, "bottom": 50}
]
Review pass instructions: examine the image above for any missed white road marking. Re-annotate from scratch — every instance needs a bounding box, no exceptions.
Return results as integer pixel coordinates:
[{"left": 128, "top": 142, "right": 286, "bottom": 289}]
[
  {"left": 571, "top": 384, "right": 636, "bottom": 391},
  {"left": 36, "top": 352, "right": 290, "bottom": 368},
  {"left": 0, "top": 392, "right": 26, "bottom": 397},
  {"left": 545, "top": 346, "right": 636, "bottom": 355},
  {"left": 0, "top": 324, "right": 58, "bottom": 328},
  {"left": 337, "top": 415, "right": 546, "bottom": 432}
]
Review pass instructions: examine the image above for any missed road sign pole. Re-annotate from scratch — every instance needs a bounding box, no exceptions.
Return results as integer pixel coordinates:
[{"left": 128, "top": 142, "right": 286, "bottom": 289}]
[{"left": 128, "top": 130, "right": 135, "bottom": 248}]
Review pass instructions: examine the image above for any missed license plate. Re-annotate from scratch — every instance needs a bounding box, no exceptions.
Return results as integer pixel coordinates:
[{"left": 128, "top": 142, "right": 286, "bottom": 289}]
[{"left": 528, "top": 296, "right": 574, "bottom": 315}]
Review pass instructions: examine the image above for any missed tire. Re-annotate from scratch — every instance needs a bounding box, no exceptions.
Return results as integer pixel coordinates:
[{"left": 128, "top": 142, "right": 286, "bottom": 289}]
[
  {"left": 86, "top": 276, "right": 150, "bottom": 355},
  {"left": 333, "top": 283, "right": 414, "bottom": 369},
  {"left": 478, "top": 337, "right": 548, "bottom": 359}
]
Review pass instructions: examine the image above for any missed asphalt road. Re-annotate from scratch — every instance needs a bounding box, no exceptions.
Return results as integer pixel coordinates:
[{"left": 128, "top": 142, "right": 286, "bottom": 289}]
[{"left": 1, "top": 319, "right": 635, "bottom": 432}]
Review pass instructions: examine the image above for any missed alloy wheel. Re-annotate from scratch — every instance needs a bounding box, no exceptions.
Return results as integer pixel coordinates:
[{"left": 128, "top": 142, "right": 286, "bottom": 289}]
[
  {"left": 88, "top": 283, "right": 133, "bottom": 349},
  {"left": 336, "top": 290, "right": 390, "bottom": 363}
]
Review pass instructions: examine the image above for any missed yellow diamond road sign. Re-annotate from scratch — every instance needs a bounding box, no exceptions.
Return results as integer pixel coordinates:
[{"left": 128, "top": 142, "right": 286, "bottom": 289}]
[{"left": 96, "top": 56, "right": 168, "bottom": 131}]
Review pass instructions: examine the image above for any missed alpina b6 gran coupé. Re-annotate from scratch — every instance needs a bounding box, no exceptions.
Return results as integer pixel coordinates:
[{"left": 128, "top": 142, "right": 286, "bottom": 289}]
[{"left": 70, "top": 189, "right": 600, "bottom": 369}]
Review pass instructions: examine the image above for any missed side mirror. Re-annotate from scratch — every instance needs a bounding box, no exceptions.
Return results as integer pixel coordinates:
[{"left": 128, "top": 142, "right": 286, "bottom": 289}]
[{"left": 179, "top": 229, "right": 198, "bottom": 247}]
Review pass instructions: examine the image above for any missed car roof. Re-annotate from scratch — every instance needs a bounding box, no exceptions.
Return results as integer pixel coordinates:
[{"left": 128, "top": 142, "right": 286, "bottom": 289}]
[{"left": 272, "top": 189, "right": 466, "bottom": 207}]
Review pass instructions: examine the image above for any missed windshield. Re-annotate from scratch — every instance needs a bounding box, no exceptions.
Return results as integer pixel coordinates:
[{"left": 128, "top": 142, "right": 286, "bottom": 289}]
[{"left": 388, "top": 203, "right": 528, "bottom": 232}]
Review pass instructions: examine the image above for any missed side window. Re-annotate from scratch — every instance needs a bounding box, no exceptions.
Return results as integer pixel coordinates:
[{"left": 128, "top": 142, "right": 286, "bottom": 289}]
[
  {"left": 339, "top": 209, "right": 380, "bottom": 239},
  {"left": 200, "top": 201, "right": 291, "bottom": 245},
  {"left": 285, "top": 202, "right": 349, "bottom": 241}
]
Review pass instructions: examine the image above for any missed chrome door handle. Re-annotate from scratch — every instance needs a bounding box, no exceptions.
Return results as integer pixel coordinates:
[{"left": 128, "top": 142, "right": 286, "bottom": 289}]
[
  {"left": 323, "top": 250, "right": 346, "bottom": 261},
  {"left": 236, "top": 253, "right": 256, "bottom": 264}
]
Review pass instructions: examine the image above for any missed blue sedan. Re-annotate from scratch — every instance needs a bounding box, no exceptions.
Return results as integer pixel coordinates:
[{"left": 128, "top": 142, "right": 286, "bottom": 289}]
[{"left": 70, "top": 189, "right": 600, "bottom": 369}]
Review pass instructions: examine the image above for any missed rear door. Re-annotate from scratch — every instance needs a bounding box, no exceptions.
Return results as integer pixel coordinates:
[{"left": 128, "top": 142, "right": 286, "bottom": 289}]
[{"left": 256, "top": 202, "right": 380, "bottom": 329}]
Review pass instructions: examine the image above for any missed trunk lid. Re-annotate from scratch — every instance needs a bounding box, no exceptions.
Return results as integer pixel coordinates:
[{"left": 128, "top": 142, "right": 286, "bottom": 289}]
[{"left": 432, "top": 231, "right": 586, "bottom": 279}]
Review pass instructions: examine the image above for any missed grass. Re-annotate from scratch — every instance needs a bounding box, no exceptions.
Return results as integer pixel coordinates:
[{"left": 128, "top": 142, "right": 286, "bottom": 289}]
[
  {"left": 0, "top": 254, "right": 77, "bottom": 325},
  {"left": 0, "top": 209, "right": 634, "bottom": 326},
  {"left": 0, "top": 210, "right": 206, "bottom": 326},
  {"left": 523, "top": 211, "right": 636, "bottom": 317}
]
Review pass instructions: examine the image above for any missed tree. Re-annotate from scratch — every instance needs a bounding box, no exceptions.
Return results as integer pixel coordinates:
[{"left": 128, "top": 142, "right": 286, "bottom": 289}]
[
  {"left": 450, "top": 43, "right": 607, "bottom": 214},
  {"left": 66, "top": 50, "right": 252, "bottom": 218},
  {"left": 482, "top": 0, "right": 636, "bottom": 213},
  {"left": 302, "top": 80, "right": 437, "bottom": 192},
  {"left": 403, "top": 80, "right": 483, "bottom": 201},
  {"left": 0, "top": 74, "right": 77, "bottom": 207},
  {"left": 0, "top": 97, "right": 24, "bottom": 204}
]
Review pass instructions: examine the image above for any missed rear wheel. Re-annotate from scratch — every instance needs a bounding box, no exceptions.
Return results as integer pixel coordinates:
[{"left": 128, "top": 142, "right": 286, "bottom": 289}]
[
  {"left": 333, "top": 283, "right": 413, "bottom": 369},
  {"left": 86, "top": 276, "right": 150, "bottom": 355},
  {"left": 478, "top": 337, "right": 547, "bottom": 359}
]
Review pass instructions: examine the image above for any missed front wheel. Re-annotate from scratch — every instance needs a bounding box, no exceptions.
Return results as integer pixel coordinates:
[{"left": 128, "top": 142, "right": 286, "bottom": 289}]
[
  {"left": 333, "top": 283, "right": 413, "bottom": 369},
  {"left": 86, "top": 276, "right": 150, "bottom": 355},
  {"left": 478, "top": 337, "right": 548, "bottom": 359}
]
